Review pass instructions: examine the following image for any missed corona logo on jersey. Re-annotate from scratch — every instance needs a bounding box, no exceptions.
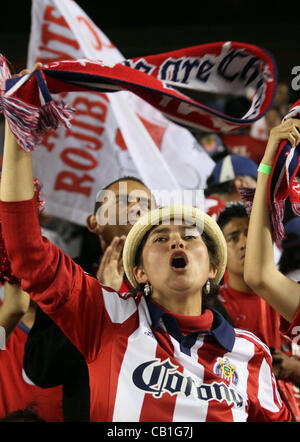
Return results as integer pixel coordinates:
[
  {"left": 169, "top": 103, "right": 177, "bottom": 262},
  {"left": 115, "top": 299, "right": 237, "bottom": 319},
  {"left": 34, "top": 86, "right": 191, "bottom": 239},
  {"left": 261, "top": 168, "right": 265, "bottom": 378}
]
[
  {"left": 132, "top": 358, "right": 244, "bottom": 408},
  {"left": 214, "top": 357, "right": 239, "bottom": 386}
]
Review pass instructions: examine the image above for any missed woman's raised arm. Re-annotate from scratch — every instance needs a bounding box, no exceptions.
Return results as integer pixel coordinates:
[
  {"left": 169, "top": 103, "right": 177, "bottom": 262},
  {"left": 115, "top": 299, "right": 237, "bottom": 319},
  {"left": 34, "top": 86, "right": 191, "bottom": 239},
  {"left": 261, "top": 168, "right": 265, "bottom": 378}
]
[{"left": 244, "top": 118, "right": 300, "bottom": 322}]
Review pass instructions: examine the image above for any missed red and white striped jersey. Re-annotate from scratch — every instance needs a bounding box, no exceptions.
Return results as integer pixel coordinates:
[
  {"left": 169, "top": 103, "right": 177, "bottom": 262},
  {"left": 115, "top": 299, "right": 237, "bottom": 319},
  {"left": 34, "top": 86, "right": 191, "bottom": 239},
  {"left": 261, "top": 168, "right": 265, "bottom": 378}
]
[
  {"left": 0, "top": 198, "right": 293, "bottom": 422},
  {"left": 0, "top": 320, "right": 63, "bottom": 421}
]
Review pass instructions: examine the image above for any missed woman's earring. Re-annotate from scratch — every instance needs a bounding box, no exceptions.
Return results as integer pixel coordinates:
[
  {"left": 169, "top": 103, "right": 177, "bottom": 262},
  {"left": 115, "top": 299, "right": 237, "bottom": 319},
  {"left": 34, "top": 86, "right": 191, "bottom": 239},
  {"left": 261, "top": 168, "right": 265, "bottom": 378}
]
[
  {"left": 205, "top": 280, "right": 211, "bottom": 295},
  {"left": 144, "top": 281, "right": 151, "bottom": 297}
]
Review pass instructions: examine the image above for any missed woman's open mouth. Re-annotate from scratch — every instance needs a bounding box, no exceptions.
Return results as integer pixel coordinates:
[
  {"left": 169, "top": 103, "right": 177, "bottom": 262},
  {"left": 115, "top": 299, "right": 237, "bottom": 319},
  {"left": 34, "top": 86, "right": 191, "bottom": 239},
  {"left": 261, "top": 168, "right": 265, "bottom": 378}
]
[{"left": 169, "top": 251, "right": 188, "bottom": 272}]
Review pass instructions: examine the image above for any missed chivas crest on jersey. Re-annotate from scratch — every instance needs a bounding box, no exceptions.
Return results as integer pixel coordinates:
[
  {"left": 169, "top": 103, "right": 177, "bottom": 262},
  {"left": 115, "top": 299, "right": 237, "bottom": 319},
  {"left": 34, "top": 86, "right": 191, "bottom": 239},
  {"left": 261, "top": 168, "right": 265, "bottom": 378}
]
[{"left": 214, "top": 357, "right": 239, "bottom": 386}]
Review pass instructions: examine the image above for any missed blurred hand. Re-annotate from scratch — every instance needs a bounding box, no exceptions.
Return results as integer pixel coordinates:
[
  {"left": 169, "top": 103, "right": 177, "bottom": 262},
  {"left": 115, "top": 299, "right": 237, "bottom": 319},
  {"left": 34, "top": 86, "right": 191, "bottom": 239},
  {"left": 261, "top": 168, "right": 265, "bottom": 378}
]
[
  {"left": 96, "top": 236, "right": 126, "bottom": 292},
  {"left": 14, "top": 62, "right": 43, "bottom": 78},
  {"left": 0, "top": 283, "right": 31, "bottom": 339},
  {"left": 2, "top": 283, "right": 30, "bottom": 316},
  {"left": 272, "top": 349, "right": 299, "bottom": 379}
]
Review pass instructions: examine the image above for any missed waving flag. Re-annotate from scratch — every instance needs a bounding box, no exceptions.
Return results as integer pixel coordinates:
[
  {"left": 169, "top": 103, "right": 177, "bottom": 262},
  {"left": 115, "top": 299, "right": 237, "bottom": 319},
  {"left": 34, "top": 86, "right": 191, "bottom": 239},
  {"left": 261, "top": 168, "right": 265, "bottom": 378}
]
[
  {"left": 0, "top": 0, "right": 277, "bottom": 224},
  {"left": 16, "top": 0, "right": 217, "bottom": 223}
]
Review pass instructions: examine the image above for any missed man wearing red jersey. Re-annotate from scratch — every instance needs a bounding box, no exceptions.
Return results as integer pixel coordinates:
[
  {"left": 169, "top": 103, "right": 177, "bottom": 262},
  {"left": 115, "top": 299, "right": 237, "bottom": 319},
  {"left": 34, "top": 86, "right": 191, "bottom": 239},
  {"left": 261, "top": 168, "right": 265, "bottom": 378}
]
[
  {"left": 217, "top": 203, "right": 282, "bottom": 347},
  {"left": 0, "top": 283, "right": 63, "bottom": 421}
]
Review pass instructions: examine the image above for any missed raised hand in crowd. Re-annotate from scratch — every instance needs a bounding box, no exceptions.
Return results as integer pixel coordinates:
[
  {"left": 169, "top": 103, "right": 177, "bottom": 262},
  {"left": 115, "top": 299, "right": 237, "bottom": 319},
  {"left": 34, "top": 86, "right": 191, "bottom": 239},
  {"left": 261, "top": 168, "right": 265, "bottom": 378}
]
[
  {"left": 244, "top": 118, "right": 300, "bottom": 323},
  {"left": 272, "top": 348, "right": 300, "bottom": 387},
  {"left": 0, "top": 283, "right": 30, "bottom": 340},
  {"left": 96, "top": 235, "right": 126, "bottom": 291}
]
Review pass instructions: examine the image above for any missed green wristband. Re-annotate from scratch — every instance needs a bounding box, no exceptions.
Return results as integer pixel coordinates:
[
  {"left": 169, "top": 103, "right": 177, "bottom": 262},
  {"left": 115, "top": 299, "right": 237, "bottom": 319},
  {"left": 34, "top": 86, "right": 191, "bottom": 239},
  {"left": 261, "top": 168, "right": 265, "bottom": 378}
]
[{"left": 258, "top": 162, "right": 272, "bottom": 175}]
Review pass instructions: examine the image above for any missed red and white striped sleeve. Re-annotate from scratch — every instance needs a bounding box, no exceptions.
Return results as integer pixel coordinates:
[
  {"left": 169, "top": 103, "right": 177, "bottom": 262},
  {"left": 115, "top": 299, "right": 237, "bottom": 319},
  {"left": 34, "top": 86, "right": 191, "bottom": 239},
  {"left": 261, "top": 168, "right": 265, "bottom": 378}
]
[
  {"left": 0, "top": 198, "right": 138, "bottom": 363},
  {"left": 235, "top": 330, "right": 293, "bottom": 422}
]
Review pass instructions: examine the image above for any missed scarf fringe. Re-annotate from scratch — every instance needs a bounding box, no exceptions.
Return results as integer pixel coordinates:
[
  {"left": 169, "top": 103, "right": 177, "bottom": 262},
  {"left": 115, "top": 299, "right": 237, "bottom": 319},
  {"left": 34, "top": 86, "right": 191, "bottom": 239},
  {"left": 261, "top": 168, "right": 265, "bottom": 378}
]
[
  {"left": 0, "top": 55, "right": 75, "bottom": 152},
  {"left": 239, "top": 187, "right": 284, "bottom": 243},
  {"left": 33, "top": 178, "right": 45, "bottom": 212},
  {"left": 238, "top": 187, "right": 255, "bottom": 216},
  {"left": 37, "top": 100, "right": 75, "bottom": 139},
  {"left": 1, "top": 95, "right": 75, "bottom": 152},
  {"left": 271, "top": 200, "right": 286, "bottom": 242}
]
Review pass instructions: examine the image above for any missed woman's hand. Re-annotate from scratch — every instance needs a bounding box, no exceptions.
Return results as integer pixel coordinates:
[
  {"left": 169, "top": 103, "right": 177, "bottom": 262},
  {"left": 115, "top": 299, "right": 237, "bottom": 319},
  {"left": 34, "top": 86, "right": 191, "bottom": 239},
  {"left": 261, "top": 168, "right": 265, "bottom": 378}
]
[
  {"left": 262, "top": 118, "right": 300, "bottom": 165},
  {"left": 14, "top": 62, "right": 43, "bottom": 78}
]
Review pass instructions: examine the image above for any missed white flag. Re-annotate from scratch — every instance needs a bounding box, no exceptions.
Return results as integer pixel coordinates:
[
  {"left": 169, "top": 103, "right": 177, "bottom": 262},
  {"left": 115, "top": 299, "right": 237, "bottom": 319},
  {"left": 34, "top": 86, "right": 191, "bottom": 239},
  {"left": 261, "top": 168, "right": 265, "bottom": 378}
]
[{"left": 28, "top": 0, "right": 215, "bottom": 224}]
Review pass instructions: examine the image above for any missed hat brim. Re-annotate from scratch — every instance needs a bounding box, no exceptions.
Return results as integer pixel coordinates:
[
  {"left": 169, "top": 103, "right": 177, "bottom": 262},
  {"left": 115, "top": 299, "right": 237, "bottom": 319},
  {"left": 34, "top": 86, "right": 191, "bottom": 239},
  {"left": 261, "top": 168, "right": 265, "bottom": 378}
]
[{"left": 123, "top": 205, "right": 227, "bottom": 289}]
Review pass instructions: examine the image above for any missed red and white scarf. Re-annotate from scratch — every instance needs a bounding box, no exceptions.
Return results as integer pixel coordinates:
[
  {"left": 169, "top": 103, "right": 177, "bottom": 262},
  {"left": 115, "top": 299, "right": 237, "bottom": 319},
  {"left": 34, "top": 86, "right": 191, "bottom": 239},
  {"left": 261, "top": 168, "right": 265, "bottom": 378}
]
[
  {"left": 269, "top": 100, "right": 300, "bottom": 241},
  {"left": 0, "top": 41, "right": 276, "bottom": 152},
  {"left": 240, "top": 100, "right": 300, "bottom": 242}
]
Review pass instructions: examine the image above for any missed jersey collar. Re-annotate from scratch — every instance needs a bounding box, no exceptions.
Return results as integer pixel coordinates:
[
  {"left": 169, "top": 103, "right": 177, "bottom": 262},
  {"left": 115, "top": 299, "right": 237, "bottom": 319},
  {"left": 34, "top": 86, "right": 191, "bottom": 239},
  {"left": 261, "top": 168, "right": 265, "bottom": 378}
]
[{"left": 146, "top": 297, "right": 235, "bottom": 353}]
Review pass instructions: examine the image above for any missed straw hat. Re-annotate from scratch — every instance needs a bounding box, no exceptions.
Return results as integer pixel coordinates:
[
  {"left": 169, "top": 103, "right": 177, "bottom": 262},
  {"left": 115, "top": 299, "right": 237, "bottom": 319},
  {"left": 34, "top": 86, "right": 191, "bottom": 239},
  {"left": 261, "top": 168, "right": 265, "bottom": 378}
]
[{"left": 123, "top": 205, "right": 227, "bottom": 289}]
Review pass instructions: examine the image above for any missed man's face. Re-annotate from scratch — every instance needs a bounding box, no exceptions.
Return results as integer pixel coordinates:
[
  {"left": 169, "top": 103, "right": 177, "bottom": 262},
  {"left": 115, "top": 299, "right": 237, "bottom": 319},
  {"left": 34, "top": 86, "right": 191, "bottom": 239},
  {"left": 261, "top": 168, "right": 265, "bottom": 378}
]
[
  {"left": 222, "top": 217, "right": 249, "bottom": 277},
  {"left": 97, "top": 180, "right": 156, "bottom": 245}
]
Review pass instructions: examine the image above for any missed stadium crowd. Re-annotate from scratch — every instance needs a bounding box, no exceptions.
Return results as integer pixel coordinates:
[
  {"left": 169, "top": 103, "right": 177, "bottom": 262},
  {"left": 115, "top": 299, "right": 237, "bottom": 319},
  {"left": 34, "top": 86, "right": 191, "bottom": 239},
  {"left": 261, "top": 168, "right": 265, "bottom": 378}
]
[{"left": 0, "top": 57, "right": 300, "bottom": 424}]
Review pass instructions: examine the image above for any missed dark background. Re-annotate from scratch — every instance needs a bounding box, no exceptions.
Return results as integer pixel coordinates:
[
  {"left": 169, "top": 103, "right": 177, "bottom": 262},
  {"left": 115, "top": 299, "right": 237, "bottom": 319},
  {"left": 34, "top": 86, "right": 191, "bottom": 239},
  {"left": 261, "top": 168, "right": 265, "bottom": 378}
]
[{"left": 1, "top": 0, "right": 299, "bottom": 82}]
